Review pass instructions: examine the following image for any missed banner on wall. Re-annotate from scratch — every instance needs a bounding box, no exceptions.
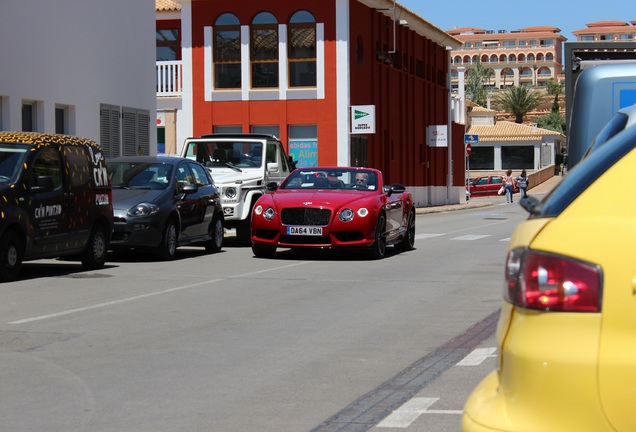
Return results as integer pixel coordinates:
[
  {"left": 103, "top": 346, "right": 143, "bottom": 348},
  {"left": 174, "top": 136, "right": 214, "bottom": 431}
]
[
  {"left": 350, "top": 105, "right": 376, "bottom": 134},
  {"left": 289, "top": 140, "right": 318, "bottom": 168},
  {"left": 427, "top": 125, "right": 448, "bottom": 147}
]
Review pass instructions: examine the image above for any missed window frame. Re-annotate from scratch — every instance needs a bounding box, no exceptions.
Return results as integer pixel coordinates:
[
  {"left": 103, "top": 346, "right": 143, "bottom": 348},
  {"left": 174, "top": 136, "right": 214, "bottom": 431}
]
[{"left": 213, "top": 13, "right": 242, "bottom": 90}]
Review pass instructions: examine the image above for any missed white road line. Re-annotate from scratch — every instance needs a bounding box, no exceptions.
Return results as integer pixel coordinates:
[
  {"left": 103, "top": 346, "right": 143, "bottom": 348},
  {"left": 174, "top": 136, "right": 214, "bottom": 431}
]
[
  {"left": 9, "top": 262, "right": 310, "bottom": 325},
  {"left": 500, "top": 237, "right": 510, "bottom": 242},
  {"left": 415, "top": 233, "right": 445, "bottom": 240},
  {"left": 457, "top": 347, "right": 497, "bottom": 366},
  {"left": 377, "top": 397, "right": 462, "bottom": 428},
  {"left": 451, "top": 234, "right": 491, "bottom": 241}
]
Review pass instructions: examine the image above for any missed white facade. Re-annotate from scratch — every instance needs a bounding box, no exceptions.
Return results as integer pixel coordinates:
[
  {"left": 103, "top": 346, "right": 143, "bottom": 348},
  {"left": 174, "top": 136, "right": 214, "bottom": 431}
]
[{"left": 0, "top": 0, "right": 156, "bottom": 152}]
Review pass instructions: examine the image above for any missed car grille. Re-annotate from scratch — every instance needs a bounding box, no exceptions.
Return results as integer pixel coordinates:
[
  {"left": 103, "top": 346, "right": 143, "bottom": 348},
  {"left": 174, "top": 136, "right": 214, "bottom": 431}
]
[{"left": 281, "top": 208, "right": 331, "bottom": 226}]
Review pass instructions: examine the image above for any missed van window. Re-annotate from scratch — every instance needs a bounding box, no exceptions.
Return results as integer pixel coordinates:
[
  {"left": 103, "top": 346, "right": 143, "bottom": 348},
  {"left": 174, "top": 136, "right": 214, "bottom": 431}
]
[
  {"left": 32, "top": 147, "right": 62, "bottom": 189},
  {"left": 0, "top": 143, "right": 29, "bottom": 184}
]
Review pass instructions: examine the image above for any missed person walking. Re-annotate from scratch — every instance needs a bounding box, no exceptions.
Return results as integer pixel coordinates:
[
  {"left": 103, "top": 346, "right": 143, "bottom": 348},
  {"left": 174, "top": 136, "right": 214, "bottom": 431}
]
[
  {"left": 504, "top": 169, "right": 515, "bottom": 203},
  {"left": 515, "top": 169, "right": 528, "bottom": 198}
]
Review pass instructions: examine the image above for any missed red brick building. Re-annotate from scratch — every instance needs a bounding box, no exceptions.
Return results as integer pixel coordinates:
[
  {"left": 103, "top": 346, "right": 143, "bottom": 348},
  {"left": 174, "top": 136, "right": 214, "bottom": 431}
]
[{"left": 156, "top": 0, "right": 464, "bottom": 206}]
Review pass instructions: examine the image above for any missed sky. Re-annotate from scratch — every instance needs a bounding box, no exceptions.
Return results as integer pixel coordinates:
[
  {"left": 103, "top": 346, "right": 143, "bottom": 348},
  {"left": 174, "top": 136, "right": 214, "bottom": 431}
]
[{"left": 397, "top": 0, "right": 635, "bottom": 42}]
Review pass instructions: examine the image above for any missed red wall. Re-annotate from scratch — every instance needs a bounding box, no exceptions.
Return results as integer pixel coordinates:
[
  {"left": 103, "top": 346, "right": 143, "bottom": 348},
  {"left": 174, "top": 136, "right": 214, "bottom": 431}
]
[
  {"left": 189, "top": 1, "right": 340, "bottom": 164},
  {"left": 348, "top": 0, "right": 462, "bottom": 187}
]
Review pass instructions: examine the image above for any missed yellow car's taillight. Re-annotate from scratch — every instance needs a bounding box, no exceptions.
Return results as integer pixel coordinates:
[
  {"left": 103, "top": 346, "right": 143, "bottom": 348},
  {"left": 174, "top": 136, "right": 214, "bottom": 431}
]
[{"left": 505, "top": 248, "right": 602, "bottom": 312}]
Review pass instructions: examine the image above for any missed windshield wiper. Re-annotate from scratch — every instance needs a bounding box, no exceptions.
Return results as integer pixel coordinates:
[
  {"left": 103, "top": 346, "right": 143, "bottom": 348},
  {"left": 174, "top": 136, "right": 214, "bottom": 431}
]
[{"left": 223, "top": 162, "right": 242, "bottom": 172}]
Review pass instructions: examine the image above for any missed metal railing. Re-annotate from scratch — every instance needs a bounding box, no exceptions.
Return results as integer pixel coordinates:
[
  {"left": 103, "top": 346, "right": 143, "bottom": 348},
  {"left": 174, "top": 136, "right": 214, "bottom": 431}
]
[{"left": 156, "top": 61, "right": 182, "bottom": 97}]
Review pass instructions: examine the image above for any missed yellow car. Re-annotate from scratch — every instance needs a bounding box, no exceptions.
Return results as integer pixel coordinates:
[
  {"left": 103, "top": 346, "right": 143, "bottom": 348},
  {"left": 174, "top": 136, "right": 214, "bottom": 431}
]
[{"left": 462, "top": 124, "right": 636, "bottom": 431}]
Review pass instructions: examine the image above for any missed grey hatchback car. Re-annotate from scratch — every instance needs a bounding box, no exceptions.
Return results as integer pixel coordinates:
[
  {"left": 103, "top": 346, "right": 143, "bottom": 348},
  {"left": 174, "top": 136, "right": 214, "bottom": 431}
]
[{"left": 108, "top": 156, "right": 224, "bottom": 260}]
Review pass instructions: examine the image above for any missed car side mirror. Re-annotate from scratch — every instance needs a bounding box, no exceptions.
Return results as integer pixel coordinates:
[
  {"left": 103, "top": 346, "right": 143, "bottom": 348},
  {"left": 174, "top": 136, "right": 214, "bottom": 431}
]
[
  {"left": 388, "top": 184, "right": 406, "bottom": 196},
  {"left": 267, "top": 162, "right": 279, "bottom": 173},
  {"left": 181, "top": 184, "right": 198, "bottom": 195},
  {"left": 265, "top": 181, "right": 278, "bottom": 192},
  {"left": 31, "top": 175, "right": 55, "bottom": 193}
]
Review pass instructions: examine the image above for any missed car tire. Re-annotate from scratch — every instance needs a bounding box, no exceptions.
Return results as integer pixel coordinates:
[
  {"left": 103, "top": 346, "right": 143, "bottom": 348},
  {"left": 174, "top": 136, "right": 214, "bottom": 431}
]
[
  {"left": 157, "top": 219, "right": 178, "bottom": 261},
  {"left": 395, "top": 209, "right": 415, "bottom": 252},
  {"left": 81, "top": 224, "right": 108, "bottom": 270},
  {"left": 205, "top": 216, "right": 224, "bottom": 253},
  {"left": 369, "top": 213, "right": 386, "bottom": 259},
  {"left": 0, "top": 231, "right": 23, "bottom": 282},
  {"left": 252, "top": 245, "right": 276, "bottom": 258}
]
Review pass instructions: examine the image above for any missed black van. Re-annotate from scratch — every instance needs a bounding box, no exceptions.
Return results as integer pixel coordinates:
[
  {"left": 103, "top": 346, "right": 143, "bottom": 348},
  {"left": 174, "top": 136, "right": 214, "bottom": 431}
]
[{"left": 0, "top": 132, "right": 113, "bottom": 282}]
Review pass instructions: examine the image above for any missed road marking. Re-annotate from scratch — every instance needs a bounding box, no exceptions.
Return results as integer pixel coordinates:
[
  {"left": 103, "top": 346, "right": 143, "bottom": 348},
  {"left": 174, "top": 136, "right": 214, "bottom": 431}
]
[
  {"left": 500, "top": 237, "right": 510, "bottom": 242},
  {"left": 457, "top": 347, "right": 497, "bottom": 366},
  {"left": 451, "top": 234, "right": 490, "bottom": 241},
  {"left": 415, "top": 233, "right": 445, "bottom": 240},
  {"left": 377, "top": 397, "right": 462, "bottom": 428},
  {"left": 9, "top": 262, "right": 310, "bottom": 325}
]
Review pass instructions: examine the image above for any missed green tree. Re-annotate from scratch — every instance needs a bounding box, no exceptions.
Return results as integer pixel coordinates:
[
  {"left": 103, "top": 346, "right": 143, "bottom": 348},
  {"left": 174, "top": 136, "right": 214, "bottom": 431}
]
[
  {"left": 465, "top": 59, "right": 492, "bottom": 107},
  {"left": 535, "top": 111, "right": 566, "bottom": 134},
  {"left": 492, "top": 85, "right": 545, "bottom": 123},
  {"left": 545, "top": 78, "right": 563, "bottom": 98}
]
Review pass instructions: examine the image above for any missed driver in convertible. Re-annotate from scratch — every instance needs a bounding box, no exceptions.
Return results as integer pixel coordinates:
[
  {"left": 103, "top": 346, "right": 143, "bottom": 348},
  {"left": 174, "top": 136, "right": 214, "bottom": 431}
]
[{"left": 354, "top": 172, "right": 369, "bottom": 187}]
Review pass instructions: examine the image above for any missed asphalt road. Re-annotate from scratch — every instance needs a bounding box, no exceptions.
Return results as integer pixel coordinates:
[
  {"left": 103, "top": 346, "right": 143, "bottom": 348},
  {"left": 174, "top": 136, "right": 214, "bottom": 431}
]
[{"left": 0, "top": 200, "right": 532, "bottom": 432}]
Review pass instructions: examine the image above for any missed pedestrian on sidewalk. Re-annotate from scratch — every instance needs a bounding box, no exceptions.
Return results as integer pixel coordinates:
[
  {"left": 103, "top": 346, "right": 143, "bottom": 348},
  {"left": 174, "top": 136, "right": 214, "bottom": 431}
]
[
  {"left": 504, "top": 169, "right": 515, "bottom": 203},
  {"left": 515, "top": 169, "right": 528, "bottom": 198}
]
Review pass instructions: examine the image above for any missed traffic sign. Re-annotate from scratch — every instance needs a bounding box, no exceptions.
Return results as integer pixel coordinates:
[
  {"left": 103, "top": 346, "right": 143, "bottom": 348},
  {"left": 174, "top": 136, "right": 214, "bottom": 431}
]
[
  {"left": 464, "top": 134, "right": 479, "bottom": 145},
  {"left": 466, "top": 143, "right": 472, "bottom": 156}
]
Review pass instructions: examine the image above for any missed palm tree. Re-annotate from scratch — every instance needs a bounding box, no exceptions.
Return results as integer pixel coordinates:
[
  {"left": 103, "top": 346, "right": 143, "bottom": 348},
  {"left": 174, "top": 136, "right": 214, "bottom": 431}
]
[{"left": 493, "top": 85, "right": 545, "bottom": 123}]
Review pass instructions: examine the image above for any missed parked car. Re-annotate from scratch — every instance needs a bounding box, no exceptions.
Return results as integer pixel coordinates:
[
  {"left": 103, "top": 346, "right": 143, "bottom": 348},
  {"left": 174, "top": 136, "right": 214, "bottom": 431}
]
[
  {"left": 0, "top": 132, "right": 113, "bottom": 282},
  {"left": 462, "top": 121, "right": 636, "bottom": 431},
  {"left": 181, "top": 133, "right": 295, "bottom": 245},
  {"left": 251, "top": 167, "right": 415, "bottom": 259},
  {"left": 108, "top": 156, "right": 224, "bottom": 260},
  {"left": 468, "top": 174, "right": 518, "bottom": 197}
]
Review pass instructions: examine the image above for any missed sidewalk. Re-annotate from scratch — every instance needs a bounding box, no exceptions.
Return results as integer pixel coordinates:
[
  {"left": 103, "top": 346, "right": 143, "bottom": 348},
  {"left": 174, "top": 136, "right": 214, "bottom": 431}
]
[{"left": 415, "top": 175, "right": 562, "bottom": 215}]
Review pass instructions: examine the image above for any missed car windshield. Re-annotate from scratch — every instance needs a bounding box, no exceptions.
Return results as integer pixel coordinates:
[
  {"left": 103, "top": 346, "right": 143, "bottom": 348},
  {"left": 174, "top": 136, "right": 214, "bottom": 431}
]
[
  {"left": 280, "top": 169, "right": 377, "bottom": 190},
  {"left": 0, "top": 143, "right": 29, "bottom": 184},
  {"left": 109, "top": 162, "right": 173, "bottom": 190},
  {"left": 183, "top": 141, "right": 262, "bottom": 169}
]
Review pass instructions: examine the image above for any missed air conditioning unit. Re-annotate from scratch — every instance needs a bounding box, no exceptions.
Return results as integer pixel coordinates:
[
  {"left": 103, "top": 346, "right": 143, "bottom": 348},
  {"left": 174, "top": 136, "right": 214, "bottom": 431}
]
[{"left": 498, "top": 30, "right": 507, "bottom": 33}]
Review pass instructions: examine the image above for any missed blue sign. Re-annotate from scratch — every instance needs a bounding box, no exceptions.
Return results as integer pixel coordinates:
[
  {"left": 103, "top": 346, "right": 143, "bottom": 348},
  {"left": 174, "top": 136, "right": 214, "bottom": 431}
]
[
  {"left": 464, "top": 134, "right": 479, "bottom": 145},
  {"left": 289, "top": 140, "right": 318, "bottom": 168}
]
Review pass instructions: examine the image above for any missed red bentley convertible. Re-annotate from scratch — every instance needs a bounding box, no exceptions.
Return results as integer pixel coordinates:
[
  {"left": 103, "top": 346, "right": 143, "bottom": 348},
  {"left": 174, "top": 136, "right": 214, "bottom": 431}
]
[{"left": 250, "top": 167, "right": 416, "bottom": 259}]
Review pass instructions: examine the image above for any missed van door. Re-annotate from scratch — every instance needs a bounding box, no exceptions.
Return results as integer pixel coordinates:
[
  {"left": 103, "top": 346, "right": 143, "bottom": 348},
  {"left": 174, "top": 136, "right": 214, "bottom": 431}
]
[
  {"left": 62, "top": 145, "right": 106, "bottom": 248},
  {"left": 28, "top": 146, "right": 70, "bottom": 253}
]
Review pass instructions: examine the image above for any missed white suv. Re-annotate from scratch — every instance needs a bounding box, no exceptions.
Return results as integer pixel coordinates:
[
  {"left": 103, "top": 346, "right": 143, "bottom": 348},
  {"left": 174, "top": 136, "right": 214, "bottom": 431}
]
[{"left": 182, "top": 134, "right": 294, "bottom": 245}]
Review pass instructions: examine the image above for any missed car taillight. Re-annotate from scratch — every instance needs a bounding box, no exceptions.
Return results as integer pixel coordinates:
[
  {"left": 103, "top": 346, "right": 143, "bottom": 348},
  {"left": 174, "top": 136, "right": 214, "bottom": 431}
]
[{"left": 504, "top": 248, "right": 602, "bottom": 312}]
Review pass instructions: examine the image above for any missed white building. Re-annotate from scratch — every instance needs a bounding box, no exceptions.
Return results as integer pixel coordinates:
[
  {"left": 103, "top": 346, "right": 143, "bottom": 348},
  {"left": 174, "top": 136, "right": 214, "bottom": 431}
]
[
  {"left": 466, "top": 105, "right": 565, "bottom": 171},
  {"left": 0, "top": 0, "right": 157, "bottom": 157}
]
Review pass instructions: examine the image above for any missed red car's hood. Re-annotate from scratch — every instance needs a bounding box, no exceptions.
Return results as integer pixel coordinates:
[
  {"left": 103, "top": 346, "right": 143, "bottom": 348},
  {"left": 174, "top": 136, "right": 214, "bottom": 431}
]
[{"left": 271, "top": 189, "right": 376, "bottom": 209}]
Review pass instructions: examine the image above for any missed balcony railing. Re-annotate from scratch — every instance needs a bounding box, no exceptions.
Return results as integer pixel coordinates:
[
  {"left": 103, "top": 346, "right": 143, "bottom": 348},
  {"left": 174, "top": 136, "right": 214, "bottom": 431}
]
[{"left": 156, "top": 61, "right": 182, "bottom": 97}]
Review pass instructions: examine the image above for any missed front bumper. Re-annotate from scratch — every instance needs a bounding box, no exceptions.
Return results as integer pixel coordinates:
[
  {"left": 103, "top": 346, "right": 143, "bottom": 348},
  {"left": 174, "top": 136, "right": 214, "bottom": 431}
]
[{"left": 110, "top": 215, "right": 163, "bottom": 249}]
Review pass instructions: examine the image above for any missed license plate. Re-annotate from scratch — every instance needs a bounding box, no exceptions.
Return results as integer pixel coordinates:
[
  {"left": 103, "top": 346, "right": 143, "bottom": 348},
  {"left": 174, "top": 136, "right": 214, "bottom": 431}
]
[{"left": 286, "top": 226, "right": 323, "bottom": 236}]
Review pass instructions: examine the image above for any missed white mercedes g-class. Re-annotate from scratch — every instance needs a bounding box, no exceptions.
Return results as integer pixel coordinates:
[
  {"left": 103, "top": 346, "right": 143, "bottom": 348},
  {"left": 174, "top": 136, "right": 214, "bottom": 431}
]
[{"left": 182, "top": 134, "right": 295, "bottom": 245}]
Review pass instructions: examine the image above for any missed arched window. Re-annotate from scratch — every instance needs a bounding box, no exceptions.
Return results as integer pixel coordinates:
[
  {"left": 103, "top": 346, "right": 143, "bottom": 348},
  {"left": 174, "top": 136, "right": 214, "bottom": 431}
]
[
  {"left": 490, "top": 54, "right": 498, "bottom": 63},
  {"left": 251, "top": 12, "right": 278, "bottom": 88},
  {"left": 214, "top": 13, "right": 241, "bottom": 89},
  {"left": 288, "top": 10, "right": 316, "bottom": 87},
  {"left": 508, "top": 54, "right": 516, "bottom": 62}
]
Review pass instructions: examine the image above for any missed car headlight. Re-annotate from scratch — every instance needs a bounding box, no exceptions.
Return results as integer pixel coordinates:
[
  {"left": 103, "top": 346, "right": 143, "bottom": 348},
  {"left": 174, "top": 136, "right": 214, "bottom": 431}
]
[
  {"left": 255, "top": 205, "right": 276, "bottom": 220},
  {"left": 128, "top": 203, "right": 159, "bottom": 217},
  {"left": 263, "top": 207, "right": 276, "bottom": 221},
  {"left": 339, "top": 208, "right": 355, "bottom": 222},
  {"left": 225, "top": 187, "right": 237, "bottom": 199}
]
